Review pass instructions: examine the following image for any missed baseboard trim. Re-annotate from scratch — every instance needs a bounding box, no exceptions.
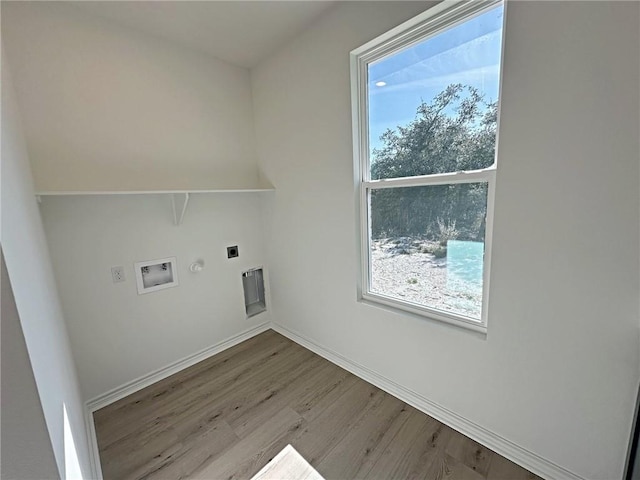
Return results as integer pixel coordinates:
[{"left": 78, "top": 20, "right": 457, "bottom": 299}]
[
  {"left": 85, "top": 404, "right": 104, "bottom": 480},
  {"left": 84, "top": 321, "right": 270, "bottom": 479},
  {"left": 272, "top": 322, "right": 585, "bottom": 480},
  {"left": 87, "top": 322, "right": 270, "bottom": 412}
]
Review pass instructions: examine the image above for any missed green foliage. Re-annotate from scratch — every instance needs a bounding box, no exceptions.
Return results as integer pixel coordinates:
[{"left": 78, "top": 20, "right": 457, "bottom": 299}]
[{"left": 370, "top": 84, "right": 496, "bottom": 241}]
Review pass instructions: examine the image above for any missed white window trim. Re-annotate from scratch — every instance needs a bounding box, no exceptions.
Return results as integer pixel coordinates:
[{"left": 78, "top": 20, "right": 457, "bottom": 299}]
[{"left": 350, "top": 0, "right": 506, "bottom": 333}]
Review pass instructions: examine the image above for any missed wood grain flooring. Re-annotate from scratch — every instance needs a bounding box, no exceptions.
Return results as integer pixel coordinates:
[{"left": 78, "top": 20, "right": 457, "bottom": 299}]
[{"left": 93, "top": 330, "right": 542, "bottom": 480}]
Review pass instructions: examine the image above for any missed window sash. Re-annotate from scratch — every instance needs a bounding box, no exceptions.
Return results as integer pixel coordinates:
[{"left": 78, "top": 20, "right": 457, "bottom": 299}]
[
  {"left": 359, "top": 174, "right": 495, "bottom": 331},
  {"left": 353, "top": 0, "right": 504, "bottom": 185}
]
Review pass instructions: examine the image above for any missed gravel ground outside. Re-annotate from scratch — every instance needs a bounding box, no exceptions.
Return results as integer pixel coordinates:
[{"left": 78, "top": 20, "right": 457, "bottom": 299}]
[{"left": 370, "top": 237, "right": 482, "bottom": 319}]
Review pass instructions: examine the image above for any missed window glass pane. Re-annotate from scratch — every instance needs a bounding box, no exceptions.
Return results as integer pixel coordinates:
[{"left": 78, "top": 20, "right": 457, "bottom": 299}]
[
  {"left": 369, "top": 183, "right": 488, "bottom": 320},
  {"left": 368, "top": 5, "right": 503, "bottom": 179}
]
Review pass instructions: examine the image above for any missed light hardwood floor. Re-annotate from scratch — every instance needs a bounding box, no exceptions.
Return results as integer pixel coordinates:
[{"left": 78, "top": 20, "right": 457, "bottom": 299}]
[{"left": 93, "top": 330, "right": 541, "bottom": 480}]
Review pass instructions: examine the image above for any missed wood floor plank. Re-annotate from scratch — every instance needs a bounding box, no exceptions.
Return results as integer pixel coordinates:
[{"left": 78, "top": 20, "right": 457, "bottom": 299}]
[
  {"left": 94, "top": 330, "right": 542, "bottom": 480},
  {"left": 228, "top": 356, "right": 332, "bottom": 437},
  {"left": 486, "top": 454, "right": 542, "bottom": 480},
  {"left": 191, "top": 407, "right": 305, "bottom": 480},
  {"left": 314, "top": 390, "right": 410, "bottom": 479},
  {"left": 94, "top": 334, "right": 295, "bottom": 446},
  {"left": 127, "top": 420, "right": 238, "bottom": 480},
  {"left": 95, "top": 330, "right": 287, "bottom": 426},
  {"left": 290, "top": 363, "right": 358, "bottom": 422},
  {"left": 425, "top": 452, "right": 486, "bottom": 480},
  {"left": 99, "top": 426, "right": 181, "bottom": 479},
  {"left": 182, "top": 345, "right": 317, "bottom": 435},
  {"left": 291, "top": 379, "right": 380, "bottom": 466},
  {"left": 445, "top": 430, "right": 494, "bottom": 476},
  {"left": 96, "top": 337, "right": 302, "bottom": 449},
  {"left": 363, "top": 407, "right": 444, "bottom": 479}
]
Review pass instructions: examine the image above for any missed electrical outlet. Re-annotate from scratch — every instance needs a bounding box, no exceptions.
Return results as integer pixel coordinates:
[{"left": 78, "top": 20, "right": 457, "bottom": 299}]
[{"left": 111, "top": 266, "right": 126, "bottom": 283}]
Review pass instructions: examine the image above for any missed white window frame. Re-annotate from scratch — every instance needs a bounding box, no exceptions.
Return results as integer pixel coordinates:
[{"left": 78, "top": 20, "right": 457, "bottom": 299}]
[{"left": 350, "top": 0, "right": 506, "bottom": 333}]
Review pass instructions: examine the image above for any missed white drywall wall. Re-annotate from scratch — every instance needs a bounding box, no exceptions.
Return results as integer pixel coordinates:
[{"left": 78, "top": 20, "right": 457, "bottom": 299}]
[
  {"left": 1, "top": 53, "right": 92, "bottom": 479},
  {"left": 2, "top": 1, "right": 259, "bottom": 192},
  {"left": 251, "top": 1, "right": 640, "bottom": 478},
  {"left": 1, "top": 252, "right": 60, "bottom": 480},
  {"left": 40, "top": 193, "right": 272, "bottom": 401}
]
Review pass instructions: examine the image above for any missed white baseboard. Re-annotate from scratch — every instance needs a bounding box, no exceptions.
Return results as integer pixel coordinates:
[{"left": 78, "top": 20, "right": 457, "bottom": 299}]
[
  {"left": 271, "top": 322, "right": 586, "bottom": 480},
  {"left": 85, "top": 404, "right": 103, "bottom": 480},
  {"left": 86, "top": 322, "right": 270, "bottom": 412},
  {"left": 84, "top": 321, "right": 270, "bottom": 480}
]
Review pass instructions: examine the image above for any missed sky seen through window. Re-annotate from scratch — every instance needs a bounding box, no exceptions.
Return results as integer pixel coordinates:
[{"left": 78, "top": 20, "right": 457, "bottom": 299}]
[{"left": 368, "top": 5, "right": 504, "bottom": 153}]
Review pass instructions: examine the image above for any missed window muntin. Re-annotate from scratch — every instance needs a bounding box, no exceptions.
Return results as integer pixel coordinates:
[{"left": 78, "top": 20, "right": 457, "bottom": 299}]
[{"left": 352, "top": 0, "right": 504, "bottom": 330}]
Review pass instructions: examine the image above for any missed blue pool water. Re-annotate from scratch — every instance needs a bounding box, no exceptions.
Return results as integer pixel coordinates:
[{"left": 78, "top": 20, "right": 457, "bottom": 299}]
[{"left": 446, "top": 240, "right": 484, "bottom": 293}]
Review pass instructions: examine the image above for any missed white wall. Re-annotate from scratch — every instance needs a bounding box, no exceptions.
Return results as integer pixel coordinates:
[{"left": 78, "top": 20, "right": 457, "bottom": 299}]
[
  {"left": 40, "top": 193, "right": 271, "bottom": 401},
  {"left": 1, "top": 253, "right": 60, "bottom": 480},
  {"left": 2, "top": 2, "right": 259, "bottom": 192},
  {"left": 252, "top": 2, "right": 640, "bottom": 479},
  {"left": 1, "top": 53, "right": 92, "bottom": 479},
  {"left": 4, "top": 0, "right": 273, "bottom": 404}
]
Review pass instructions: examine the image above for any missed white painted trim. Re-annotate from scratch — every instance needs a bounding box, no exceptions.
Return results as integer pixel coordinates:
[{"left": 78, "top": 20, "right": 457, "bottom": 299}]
[
  {"left": 352, "top": 0, "right": 502, "bottom": 64},
  {"left": 84, "top": 321, "right": 270, "bottom": 479},
  {"left": 35, "top": 188, "right": 275, "bottom": 196},
  {"left": 361, "top": 293, "right": 487, "bottom": 334},
  {"left": 171, "top": 192, "right": 190, "bottom": 225},
  {"left": 272, "top": 322, "right": 586, "bottom": 480},
  {"left": 84, "top": 406, "right": 104, "bottom": 480},
  {"left": 363, "top": 168, "right": 496, "bottom": 189}
]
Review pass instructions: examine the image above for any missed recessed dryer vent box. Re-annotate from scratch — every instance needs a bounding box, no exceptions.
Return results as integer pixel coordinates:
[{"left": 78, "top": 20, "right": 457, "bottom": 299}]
[
  {"left": 242, "top": 267, "right": 266, "bottom": 318},
  {"left": 135, "top": 257, "right": 178, "bottom": 295}
]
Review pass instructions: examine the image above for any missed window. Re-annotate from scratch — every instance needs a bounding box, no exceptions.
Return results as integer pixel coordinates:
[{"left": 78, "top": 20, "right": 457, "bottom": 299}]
[{"left": 351, "top": 0, "right": 505, "bottom": 331}]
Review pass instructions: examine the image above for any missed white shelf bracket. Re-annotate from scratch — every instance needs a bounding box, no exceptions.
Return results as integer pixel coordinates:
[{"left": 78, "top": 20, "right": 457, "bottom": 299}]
[{"left": 171, "top": 193, "right": 190, "bottom": 225}]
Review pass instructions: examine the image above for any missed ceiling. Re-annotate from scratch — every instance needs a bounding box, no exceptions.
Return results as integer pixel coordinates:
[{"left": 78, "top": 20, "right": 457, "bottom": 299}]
[{"left": 68, "top": 1, "right": 336, "bottom": 69}]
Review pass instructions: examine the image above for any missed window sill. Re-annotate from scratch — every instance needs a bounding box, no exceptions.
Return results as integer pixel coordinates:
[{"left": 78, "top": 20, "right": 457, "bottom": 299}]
[{"left": 360, "top": 292, "right": 488, "bottom": 335}]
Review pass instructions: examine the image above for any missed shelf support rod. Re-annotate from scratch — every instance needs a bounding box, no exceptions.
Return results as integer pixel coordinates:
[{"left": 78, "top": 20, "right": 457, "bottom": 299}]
[{"left": 171, "top": 193, "right": 190, "bottom": 225}]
